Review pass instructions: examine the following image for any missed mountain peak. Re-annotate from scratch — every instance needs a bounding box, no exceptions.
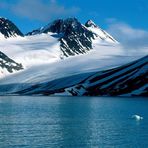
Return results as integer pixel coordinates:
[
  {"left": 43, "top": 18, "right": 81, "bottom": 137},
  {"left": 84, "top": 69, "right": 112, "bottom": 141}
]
[
  {"left": 85, "top": 20, "right": 98, "bottom": 28},
  {"left": 0, "top": 17, "right": 23, "bottom": 38},
  {"left": 27, "top": 17, "right": 118, "bottom": 57},
  {"left": 42, "top": 17, "right": 80, "bottom": 34},
  {"left": 27, "top": 17, "right": 80, "bottom": 35}
]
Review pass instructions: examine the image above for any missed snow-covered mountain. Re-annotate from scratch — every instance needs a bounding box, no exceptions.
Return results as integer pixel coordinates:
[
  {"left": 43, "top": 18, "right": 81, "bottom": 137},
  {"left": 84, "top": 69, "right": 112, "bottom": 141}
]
[
  {"left": 0, "top": 17, "right": 122, "bottom": 72},
  {"left": 27, "top": 18, "right": 117, "bottom": 57},
  {"left": 0, "top": 55, "right": 147, "bottom": 96},
  {"left": 0, "top": 17, "right": 147, "bottom": 97},
  {"left": 0, "top": 51, "right": 23, "bottom": 77},
  {"left": 0, "top": 17, "right": 23, "bottom": 39}
]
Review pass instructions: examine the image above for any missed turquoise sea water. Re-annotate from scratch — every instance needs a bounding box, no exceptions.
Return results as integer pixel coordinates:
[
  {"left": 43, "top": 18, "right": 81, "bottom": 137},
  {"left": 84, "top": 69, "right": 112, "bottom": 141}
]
[{"left": 0, "top": 96, "right": 147, "bottom": 148}]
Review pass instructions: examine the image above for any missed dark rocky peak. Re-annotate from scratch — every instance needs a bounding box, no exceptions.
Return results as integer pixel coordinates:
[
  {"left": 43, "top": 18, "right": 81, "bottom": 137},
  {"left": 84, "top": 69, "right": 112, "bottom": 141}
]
[
  {"left": 61, "top": 18, "right": 83, "bottom": 33},
  {"left": 47, "top": 18, "right": 80, "bottom": 33},
  {"left": 63, "top": 18, "right": 91, "bottom": 35},
  {"left": 48, "top": 18, "right": 96, "bottom": 57},
  {"left": 85, "top": 20, "right": 99, "bottom": 28},
  {"left": 57, "top": 18, "right": 95, "bottom": 57},
  {"left": 31, "top": 18, "right": 86, "bottom": 34},
  {"left": 27, "top": 18, "right": 91, "bottom": 35},
  {"left": 0, "top": 17, "right": 23, "bottom": 38}
]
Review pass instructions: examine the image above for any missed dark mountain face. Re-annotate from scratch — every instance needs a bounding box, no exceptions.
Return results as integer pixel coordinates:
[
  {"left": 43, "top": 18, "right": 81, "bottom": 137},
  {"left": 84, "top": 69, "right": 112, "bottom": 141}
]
[
  {"left": 0, "top": 51, "right": 23, "bottom": 73},
  {"left": 27, "top": 18, "right": 94, "bottom": 35},
  {"left": 27, "top": 18, "right": 97, "bottom": 57},
  {"left": 0, "top": 17, "right": 23, "bottom": 38},
  {"left": 58, "top": 18, "right": 96, "bottom": 57}
]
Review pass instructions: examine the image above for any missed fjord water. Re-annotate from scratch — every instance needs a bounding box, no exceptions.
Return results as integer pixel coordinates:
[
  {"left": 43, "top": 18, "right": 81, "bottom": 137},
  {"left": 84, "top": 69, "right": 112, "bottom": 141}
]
[{"left": 0, "top": 96, "right": 147, "bottom": 148}]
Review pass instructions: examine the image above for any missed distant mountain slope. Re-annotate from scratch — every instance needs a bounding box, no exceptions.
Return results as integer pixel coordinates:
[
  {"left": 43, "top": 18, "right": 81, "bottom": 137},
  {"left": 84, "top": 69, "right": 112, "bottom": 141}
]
[
  {"left": 27, "top": 18, "right": 117, "bottom": 57},
  {"left": 0, "top": 56, "right": 147, "bottom": 96},
  {"left": 0, "top": 51, "right": 23, "bottom": 77},
  {"left": 0, "top": 17, "right": 23, "bottom": 38}
]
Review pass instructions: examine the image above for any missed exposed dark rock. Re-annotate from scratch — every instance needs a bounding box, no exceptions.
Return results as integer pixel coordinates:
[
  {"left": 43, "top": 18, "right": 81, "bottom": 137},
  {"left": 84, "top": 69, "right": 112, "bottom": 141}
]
[
  {"left": 0, "top": 17, "right": 23, "bottom": 38},
  {"left": 85, "top": 20, "right": 99, "bottom": 28},
  {"left": 0, "top": 51, "right": 23, "bottom": 73}
]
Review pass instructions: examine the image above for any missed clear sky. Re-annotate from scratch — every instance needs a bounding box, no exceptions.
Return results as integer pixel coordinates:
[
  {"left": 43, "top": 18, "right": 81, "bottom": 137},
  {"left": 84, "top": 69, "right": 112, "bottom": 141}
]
[{"left": 1, "top": 0, "right": 148, "bottom": 48}]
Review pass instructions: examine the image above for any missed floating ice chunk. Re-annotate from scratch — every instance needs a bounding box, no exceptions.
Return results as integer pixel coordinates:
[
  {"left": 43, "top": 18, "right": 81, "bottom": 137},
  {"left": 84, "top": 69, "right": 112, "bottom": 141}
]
[{"left": 132, "top": 115, "right": 143, "bottom": 121}]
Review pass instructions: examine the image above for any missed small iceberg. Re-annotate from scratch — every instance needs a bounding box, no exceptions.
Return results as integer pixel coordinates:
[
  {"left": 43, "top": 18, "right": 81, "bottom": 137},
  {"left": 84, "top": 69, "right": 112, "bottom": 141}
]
[{"left": 132, "top": 115, "right": 143, "bottom": 121}]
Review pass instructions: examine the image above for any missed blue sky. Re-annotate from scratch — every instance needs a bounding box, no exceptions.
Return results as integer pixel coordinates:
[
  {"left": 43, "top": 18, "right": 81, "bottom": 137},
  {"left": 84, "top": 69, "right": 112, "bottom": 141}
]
[
  {"left": 0, "top": 0, "right": 148, "bottom": 32},
  {"left": 1, "top": 0, "right": 148, "bottom": 48}
]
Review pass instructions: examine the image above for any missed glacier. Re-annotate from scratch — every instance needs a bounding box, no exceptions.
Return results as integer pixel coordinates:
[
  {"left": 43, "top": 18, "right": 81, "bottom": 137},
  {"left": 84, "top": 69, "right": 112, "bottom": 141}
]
[{"left": 0, "top": 17, "right": 147, "bottom": 96}]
